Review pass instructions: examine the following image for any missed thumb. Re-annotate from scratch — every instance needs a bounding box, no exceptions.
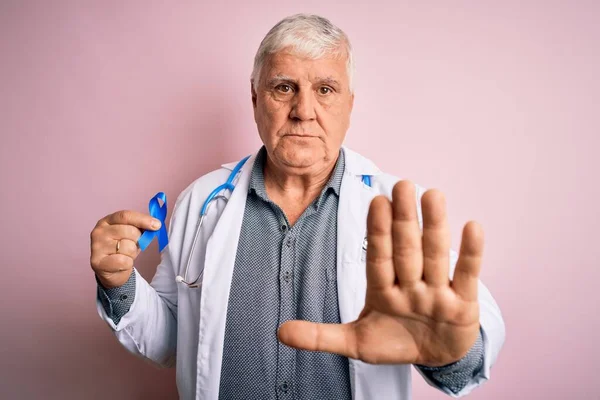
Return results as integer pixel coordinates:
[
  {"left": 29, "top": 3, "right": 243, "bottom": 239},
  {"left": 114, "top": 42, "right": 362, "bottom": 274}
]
[{"left": 277, "top": 320, "right": 357, "bottom": 358}]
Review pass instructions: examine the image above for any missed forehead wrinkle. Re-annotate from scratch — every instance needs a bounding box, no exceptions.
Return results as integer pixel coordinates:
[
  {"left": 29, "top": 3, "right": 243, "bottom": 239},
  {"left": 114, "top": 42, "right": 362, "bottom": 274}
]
[{"left": 271, "top": 74, "right": 296, "bottom": 82}]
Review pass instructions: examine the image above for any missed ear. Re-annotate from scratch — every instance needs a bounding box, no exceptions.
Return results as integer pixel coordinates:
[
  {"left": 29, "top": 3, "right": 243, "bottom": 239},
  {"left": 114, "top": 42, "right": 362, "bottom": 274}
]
[{"left": 251, "top": 80, "right": 257, "bottom": 109}]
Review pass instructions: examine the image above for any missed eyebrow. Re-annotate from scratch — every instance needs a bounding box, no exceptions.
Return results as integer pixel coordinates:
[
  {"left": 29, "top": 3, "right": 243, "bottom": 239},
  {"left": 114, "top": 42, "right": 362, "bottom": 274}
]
[
  {"left": 315, "top": 77, "right": 341, "bottom": 88},
  {"left": 266, "top": 75, "right": 341, "bottom": 88},
  {"left": 266, "top": 75, "right": 297, "bottom": 87}
]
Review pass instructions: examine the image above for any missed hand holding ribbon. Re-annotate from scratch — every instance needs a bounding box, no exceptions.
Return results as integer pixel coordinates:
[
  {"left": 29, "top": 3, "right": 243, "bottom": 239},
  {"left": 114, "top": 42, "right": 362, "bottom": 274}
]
[{"left": 137, "top": 192, "right": 169, "bottom": 252}]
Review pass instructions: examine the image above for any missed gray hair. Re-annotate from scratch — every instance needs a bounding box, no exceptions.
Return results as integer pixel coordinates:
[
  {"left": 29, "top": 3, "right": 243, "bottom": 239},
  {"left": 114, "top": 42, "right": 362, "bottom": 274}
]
[{"left": 251, "top": 14, "right": 355, "bottom": 92}]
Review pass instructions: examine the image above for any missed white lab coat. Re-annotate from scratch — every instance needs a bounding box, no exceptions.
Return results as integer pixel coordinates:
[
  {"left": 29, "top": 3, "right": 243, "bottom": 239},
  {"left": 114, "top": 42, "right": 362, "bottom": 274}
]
[{"left": 97, "top": 147, "right": 505, "bottom": 400}]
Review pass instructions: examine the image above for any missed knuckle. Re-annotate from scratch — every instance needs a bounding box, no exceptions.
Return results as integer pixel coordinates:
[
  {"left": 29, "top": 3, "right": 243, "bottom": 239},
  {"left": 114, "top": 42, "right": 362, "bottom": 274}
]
[
  {"left": 124, "top": 257, "right": 134, "bottom": 268},
  {"left": 115, "top": 210, "right": 129, "bottom": 224},
  {"left": 90, "top": 241, "right": 101, "bottom": 254},
  {"left": 90, "top": 254, "right": 105, "bottom": 271},
  {"left": 113, "top": 255, "right": 127, "bottom": 269},
  {"left": 95, "top": 269, "right": 112, "bottom": 281},
  {"left": 90, "top": 228, "right": 104, "bottom": 243},
  {"left": 393, "top": 239, "right": 420, "bottom": 254},
  {"left": 113, "top": 254, "right": 132, "bottom": 269},
  {"left": 94, "top": 216, "right": 108, "bottom": 229},
  {"left": 366, "top": 250, "right": 390, "bottom": 265}
]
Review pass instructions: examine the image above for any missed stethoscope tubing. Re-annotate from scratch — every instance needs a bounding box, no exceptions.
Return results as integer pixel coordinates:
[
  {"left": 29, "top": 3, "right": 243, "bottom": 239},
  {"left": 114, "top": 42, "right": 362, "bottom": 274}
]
[
  {"left": 176, "top": 154, "right": 371, "bottom": 288},
  {"left": 177, "top": 155, "right": 252, "bottom": 287}
]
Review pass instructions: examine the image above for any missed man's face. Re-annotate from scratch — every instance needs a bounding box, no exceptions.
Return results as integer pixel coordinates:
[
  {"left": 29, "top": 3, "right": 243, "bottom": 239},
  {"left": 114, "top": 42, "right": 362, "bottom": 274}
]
[{"left": 252, "top": 49, "right": 354, "bottom": 175}]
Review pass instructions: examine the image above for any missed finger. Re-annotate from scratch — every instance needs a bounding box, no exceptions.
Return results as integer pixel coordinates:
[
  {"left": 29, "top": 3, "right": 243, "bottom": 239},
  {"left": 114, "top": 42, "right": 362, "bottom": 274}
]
[
  {"left": 278, "top": 320, "right": 357, "bottom": 359},
  {"left": 451, "top": 221, "right": 484, "bottom": 301},
  {"left": 92, "top": 237, "right": 134, "bottom": 258},
  {"left": 391, "top": 181, "right": 423, "bottom": 285},
  {"left": 91, "top": 230, "right": 141, "bottom": 262},
  {"left": 96, "top": 253, "right": 134, "bottom": 274},
  {"left": 421, "top": 189, "right": 450, "bottom": 287},
  {"left": 105, "top": 210, "right": 161, "bottom": 231},
  {"left": 112, "top": 238, "right": 140, "bottom": 258},
  {"left": 103, "top": 224, "right": 144, "bottom": 242},
  {"left": 366, "top": 196, "right": 395, "bottom": 290}
]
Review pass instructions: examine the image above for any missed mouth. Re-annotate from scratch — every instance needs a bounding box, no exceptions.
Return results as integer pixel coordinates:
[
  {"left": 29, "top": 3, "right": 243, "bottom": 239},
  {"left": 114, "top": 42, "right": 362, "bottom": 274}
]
[{"left": 284, "top": 133, "right": 317, "bottom": 138}]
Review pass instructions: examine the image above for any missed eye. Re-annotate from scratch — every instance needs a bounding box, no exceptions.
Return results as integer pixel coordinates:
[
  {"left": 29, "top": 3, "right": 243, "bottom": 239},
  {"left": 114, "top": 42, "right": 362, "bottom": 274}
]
[
  {"left": 275, "top": 84, "right": 293, "bottom": 93},
  {"left": 318, "top": 86, "right": 333, "bottom": 95}
]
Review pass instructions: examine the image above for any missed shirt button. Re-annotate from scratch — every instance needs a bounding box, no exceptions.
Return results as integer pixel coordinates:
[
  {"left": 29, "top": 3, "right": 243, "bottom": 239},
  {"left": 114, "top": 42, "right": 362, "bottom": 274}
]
[
  {"left": 283, "top": 271, "right": 291, "bottom": 283},
  {"left": 281, "top": 224, "right": 287, "bottom": 232},
  {"left": 119, "top": 294, "right": 128, "bottom": 301},
  {"left": 279, "top": 381, "right": 290, "bottom": 393},
  {"left": 286, "top": 238, "right": 292, "bottom": 247}
]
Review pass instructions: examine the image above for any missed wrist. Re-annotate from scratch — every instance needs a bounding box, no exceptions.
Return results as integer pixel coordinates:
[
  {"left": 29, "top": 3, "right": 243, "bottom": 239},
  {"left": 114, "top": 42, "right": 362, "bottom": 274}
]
[{"left": 417, "top": 328, "right": 483, "bottom": 370}]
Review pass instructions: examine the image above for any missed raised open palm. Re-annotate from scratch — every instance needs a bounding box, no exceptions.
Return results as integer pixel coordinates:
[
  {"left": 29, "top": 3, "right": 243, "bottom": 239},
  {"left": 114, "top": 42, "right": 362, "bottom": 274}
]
[{"left": 278, "top": 181, "right": 483, "bottom": 367}]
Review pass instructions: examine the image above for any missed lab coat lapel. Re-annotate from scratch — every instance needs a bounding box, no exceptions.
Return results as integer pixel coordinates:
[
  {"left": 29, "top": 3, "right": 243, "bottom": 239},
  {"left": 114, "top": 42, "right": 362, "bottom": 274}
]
[
  {"left": 337, "top": 148, "right": 381, "bottom": 400},
  {"left": 336, "top": 148, "right": 379, "bottom": 323},
  {"left": 196, "top": 152, "right": 256, "bottom": 399}
]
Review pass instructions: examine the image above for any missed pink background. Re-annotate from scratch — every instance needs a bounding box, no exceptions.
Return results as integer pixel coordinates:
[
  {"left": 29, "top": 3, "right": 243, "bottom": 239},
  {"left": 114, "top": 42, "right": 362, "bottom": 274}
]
[{"left": 1, "top": 1, "right": 598, "bottom": 399}]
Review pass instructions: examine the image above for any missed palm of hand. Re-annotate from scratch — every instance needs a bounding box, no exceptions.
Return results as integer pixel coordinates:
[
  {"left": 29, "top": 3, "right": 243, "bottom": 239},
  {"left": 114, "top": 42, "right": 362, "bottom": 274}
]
[{"left": 279, "top": 181, "right": 483, "bottom": 367}]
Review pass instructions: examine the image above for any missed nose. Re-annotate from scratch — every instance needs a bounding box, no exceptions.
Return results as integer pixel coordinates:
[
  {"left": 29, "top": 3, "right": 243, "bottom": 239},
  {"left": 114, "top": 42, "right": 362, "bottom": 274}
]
[{"left": 289, "top": 88, "right": 316, "bottom": 121}]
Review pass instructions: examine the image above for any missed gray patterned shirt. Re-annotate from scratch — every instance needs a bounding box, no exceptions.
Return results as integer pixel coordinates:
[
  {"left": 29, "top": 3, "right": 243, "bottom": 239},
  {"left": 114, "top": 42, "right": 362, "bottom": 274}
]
[
  {"left": 98, "top": 147, "right": 484, "bottom": 398},
  {"left": 218, "top": 147, "right": 352, "bottom": 400}
]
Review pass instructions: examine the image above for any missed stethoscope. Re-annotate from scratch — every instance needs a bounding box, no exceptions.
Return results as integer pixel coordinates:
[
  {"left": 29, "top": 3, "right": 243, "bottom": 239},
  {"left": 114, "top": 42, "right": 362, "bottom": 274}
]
[
  {"left": 175, "top": 155, "right": 251, "bottom": 288},
  {"left": 175, "top": 154, "right": 372, "bottom": 288}
]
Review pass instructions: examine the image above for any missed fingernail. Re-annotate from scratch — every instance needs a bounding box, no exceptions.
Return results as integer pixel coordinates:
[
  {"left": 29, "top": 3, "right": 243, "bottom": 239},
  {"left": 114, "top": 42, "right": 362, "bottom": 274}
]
[{"left": 152, "top": 219, "right": 161, "bottom": 229}]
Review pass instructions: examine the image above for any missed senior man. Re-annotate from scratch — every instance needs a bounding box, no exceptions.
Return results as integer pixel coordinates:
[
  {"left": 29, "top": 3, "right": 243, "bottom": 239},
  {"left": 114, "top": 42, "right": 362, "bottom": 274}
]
[{"left": 91, "top": 14, "right": 505, "bottom": 400}]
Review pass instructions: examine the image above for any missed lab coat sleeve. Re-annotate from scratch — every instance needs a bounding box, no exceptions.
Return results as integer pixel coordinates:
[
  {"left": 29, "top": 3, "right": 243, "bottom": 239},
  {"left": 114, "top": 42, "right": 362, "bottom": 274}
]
[
  {"left": 413, "top": 184, "right": 506, "bottom": 397},
  {"left": 96, "top": 196, "right": 184, "bottom": 369}
]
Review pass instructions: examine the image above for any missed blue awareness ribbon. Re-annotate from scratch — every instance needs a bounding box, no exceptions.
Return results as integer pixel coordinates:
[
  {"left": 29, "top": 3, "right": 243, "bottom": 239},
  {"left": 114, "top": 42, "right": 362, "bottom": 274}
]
[{"left": 137, "top": 192, "right": 169, "bottom": 252}]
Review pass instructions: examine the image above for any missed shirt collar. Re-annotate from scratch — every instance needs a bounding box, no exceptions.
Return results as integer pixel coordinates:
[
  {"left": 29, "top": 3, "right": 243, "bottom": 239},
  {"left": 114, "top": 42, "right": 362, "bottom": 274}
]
[{"left": 248, "top": 146, "right": 345, "bottom": 203}]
